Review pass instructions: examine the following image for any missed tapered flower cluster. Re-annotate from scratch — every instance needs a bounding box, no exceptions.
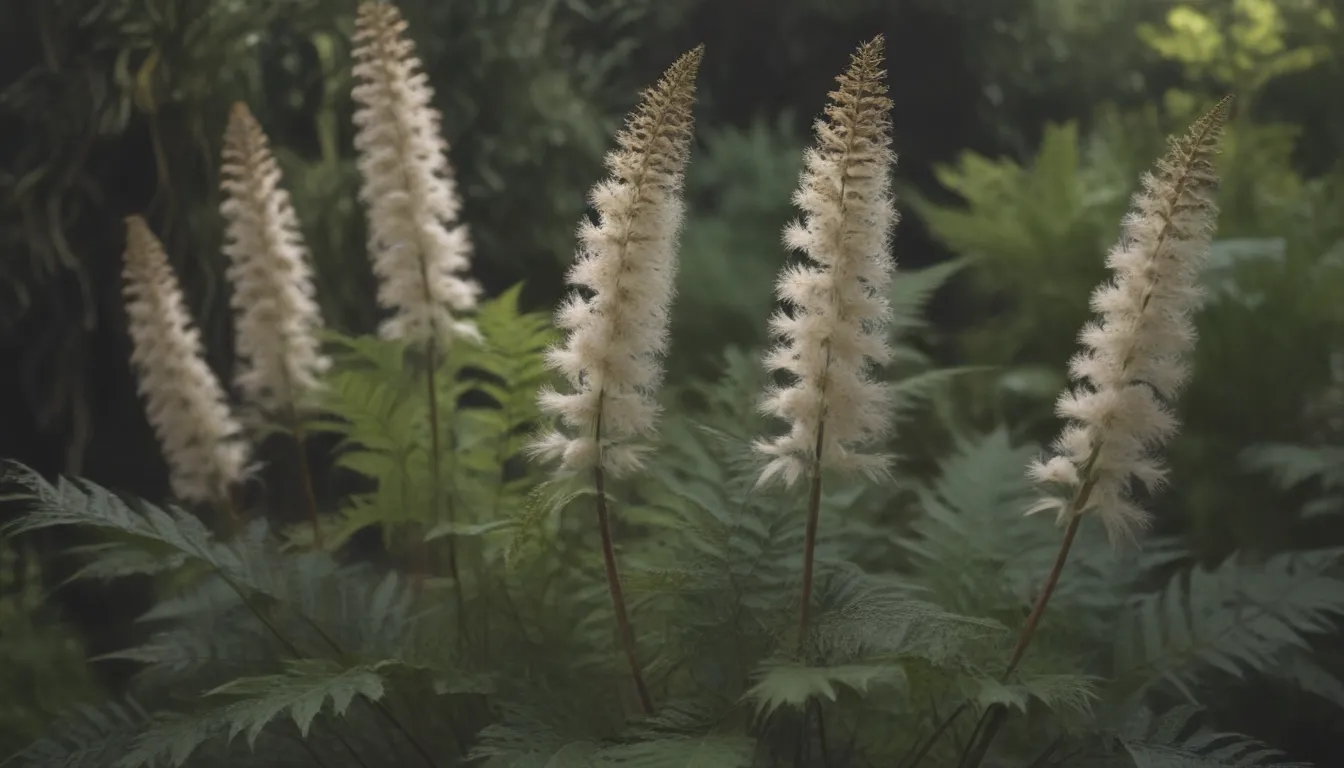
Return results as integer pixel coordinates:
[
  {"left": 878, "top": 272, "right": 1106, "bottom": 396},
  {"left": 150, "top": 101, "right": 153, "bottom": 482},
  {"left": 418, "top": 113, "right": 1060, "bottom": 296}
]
[
  {"left": 1027, "top": 96, "right": 1232, "bottom": 544},
  {"left": 220, "top": 102, "right": 330, "bottom": 416},
  {"left": 530, "top": 46, "right": 703, "bottom": 477},
  {"left": 351, "top": 0, "right": 479, "bottom": 346},
  {"left": 122, "top": 216, "right": 250, "bottom": 504},
  {"left": 754, "top": 36, "right": 898, "bottom": 488}
]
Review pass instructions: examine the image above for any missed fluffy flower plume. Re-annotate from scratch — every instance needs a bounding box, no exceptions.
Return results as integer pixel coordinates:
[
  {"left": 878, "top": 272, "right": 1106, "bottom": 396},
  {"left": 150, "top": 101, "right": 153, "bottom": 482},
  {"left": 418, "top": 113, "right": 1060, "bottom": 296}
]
[
  {"left": 351, "top": 0, "right": 479, "bottom": 345},
  {"left": 529, "top": 46, "right": 703, "bottom": 477},
  {"left": 1027, "top": 96, "right": 1232, "bottom": 545},
  {"left": 221, "top": 102, "right": 330, "bottom": 415},
  {"left": 754, "top": 36, "right": 898, "bottom": 488},
  {"left": 122, "top": 216, "right": 250, "bottom": 504}
]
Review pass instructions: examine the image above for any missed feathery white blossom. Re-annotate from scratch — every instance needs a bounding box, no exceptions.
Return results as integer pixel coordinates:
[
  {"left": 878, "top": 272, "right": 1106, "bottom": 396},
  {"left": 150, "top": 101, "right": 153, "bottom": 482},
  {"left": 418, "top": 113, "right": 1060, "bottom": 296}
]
[
  {"left": 351, "top": 0, "right": 479, "bottom": 346},
  {"left": 221, "top": 102, "right": 330, "bottom": 416},
  {"left": 529, "top": 46, "right": 703, "bottom": 477},
  {"left": 122, "top": 216, "right": 250, "bottom": 504},
  {"left": 1027, "top": 96, "right": 1231, "bottom": 545},
  {"left": 755, "top": 36, "right": 898, "bottom": 488}
]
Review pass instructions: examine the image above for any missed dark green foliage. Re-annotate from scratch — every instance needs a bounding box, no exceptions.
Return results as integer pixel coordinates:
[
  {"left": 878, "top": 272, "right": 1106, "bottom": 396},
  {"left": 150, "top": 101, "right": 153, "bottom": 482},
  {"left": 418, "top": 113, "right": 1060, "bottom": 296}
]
[{"left": 7, "top": 255, "right": 1337, "bottom": 767}]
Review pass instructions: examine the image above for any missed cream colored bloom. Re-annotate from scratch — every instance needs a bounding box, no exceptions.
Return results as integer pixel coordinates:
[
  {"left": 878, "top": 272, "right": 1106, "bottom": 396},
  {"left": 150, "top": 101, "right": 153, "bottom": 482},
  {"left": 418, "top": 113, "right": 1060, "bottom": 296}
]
[
  {"left": 221, "top": 102, "right": 330, "bottom": 416},
  {"left": 529, "top": 47, "right": 703, "bottom": 477},
  {"left": 352, "top": 1, "right": 478, "bottom": 346},
  {"left": 122, "top": 216, "right": 250, "bottom": 504},
  {"left": 755, "top": 36, "right": 898, "bottom": 488},
  {"left": 1027, "top": 96, "right": 1232, "bottom": 544}
]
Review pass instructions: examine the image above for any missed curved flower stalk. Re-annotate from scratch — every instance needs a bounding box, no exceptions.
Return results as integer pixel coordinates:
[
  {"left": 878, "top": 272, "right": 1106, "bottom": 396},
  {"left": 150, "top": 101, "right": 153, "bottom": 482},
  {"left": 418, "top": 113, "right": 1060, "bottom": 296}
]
[
  {"left": 958, "top": 97, "right": 1232, "bottom": 768},
  {"left": 351, "top": 0, "right": 479, "bottom": 346},
  {"left": 530, "top": 45, "right": 704, "bottom": 478},
  {"left": 1026, "top": 94, "right": 1232, "bottom": 548},
  {"left": 753, "top": 36, "right": 897, "bottom": 648},
  {"left": 122, "top": 216, "right": 250, "bottom": 510},
  {"left": 530, "top": 46, "right": 704, "bottom": 715},
  {"left": 220, "top": 101, "right": 331, "bottom": 542}
]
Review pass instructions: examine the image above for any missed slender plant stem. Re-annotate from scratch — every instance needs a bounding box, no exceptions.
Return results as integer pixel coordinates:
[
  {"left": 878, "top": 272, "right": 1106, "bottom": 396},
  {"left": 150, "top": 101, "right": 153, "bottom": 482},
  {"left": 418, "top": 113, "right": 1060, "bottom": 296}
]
[
  {"left": 798, "top": 422, "right": 827, "bottom": 652},
  {"left": 215, "top": 489, "right": 243, "bottom": 539},
  {"left": 592, "top": 412, "right": 654, "bottom": 715},
  {"left": 297, "top": 735, "right": 336, "bottom": 768},
  {"left": 1004, "top": 513, "right": 1082, "bottom": 679},
  {"left": 961, "top": 513, "right": 1084, "bottom": 768},
  {"left": 903, "top": 702, "right": 969, "bottom": 767},
  {"left": 424, "top": 342, "right": 466, "bottom": 648},
  {"left": 299, "top": 613, "right": 457, "bottom": 762},
  {"left": 214, "top": 572, "right": 376, "bottom": 768},
  {"left": 810, "top": 697, "right": 832, "bottom": 768},
  {"left": 288, "top": 411, "right": 324, "bottom": 549}
]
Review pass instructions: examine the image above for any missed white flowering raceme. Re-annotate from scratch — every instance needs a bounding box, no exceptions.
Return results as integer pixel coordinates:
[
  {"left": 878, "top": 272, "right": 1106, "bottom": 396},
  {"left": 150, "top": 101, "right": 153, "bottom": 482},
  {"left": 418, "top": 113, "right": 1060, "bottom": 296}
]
[
  {"left": 755, "top": 36, "right": 898, "bottom": 488},
  {"left": 1027, "top": 96, "right": 1231, "bottom": 544},
  {"left": 530, "top": 46, "right": 703, "bottom": 478},
  {"left": 221, "top": 102, "right": 330, "bottom": 416},
  {"left": 351, "top": 0, "right": 479, "bottom": 346},
  {"left": 122, "top": 216, "right": 251, "bottom": 505}
]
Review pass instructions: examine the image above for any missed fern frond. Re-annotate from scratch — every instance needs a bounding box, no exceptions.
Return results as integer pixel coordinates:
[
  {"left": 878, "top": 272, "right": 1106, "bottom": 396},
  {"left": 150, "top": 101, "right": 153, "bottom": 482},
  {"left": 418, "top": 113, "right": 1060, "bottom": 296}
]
[
  {"left": 1241, "top": 443, "right": 1344, "bottom": 518},
  {"left": 1118, "top": 706, "right": 1311, "bottom": 768},
  {"left": 1114, "top": 548, "right": 1344, "bottom": 700},
  {"left": 901, "top": 429, "right": 1115, "bottom": 621},
  {"left": 745, "top": 660, "right": 905, "bottom": 717},
  {"left": 3, "top": 700, "right": 150, "bottom": 768},
  {"left": 806, "top": 565, "right": 1004, "bottom": 664}
]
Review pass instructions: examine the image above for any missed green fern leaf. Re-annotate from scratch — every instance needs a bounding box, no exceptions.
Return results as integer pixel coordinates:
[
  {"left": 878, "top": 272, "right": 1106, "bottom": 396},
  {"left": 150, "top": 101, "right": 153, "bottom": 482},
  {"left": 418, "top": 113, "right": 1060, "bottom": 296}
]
[
  {"left": 745, "top": 660, "right": 906, "bottom": 716},
  {"left": 3, "top": 700, "right": 150, "bottom": 768},
  {"left": 206, "top": 658, "right": 388, "bottom": 743},
  {"left": 1114, "top": 548, "right": 1344, "bottom": 700},
  {"left": 1119, "top": 706, "right": 1311, "bottom": 767}
]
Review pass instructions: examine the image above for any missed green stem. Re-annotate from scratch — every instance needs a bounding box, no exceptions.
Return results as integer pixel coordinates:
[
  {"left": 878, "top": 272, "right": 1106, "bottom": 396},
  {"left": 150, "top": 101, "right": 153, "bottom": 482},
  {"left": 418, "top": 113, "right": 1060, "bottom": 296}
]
[
  {"left": 797, "top": 421, "right": 826, "bottom": 653},
  {"left": 425, "top": 342, "right": 466, "bottom": 648},
  {"left": 289, "top": 412, "right": 324, "bottom": 549}
]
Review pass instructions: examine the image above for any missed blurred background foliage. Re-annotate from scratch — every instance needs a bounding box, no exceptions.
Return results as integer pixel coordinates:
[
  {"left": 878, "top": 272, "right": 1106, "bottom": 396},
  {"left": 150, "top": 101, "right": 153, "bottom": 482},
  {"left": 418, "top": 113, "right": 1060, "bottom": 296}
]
[{"left": 2, "top": 0, "right": 1344, "bottom": 759}]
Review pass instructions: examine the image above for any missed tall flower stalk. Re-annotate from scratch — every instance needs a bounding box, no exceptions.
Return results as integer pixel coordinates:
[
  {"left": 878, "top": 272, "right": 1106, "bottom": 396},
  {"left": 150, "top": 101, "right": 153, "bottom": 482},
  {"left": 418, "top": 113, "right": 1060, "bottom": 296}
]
[
  {"left": 220, "top": 101, "right": 331, "bottom": 544},
  {"left": 351, "top": 0, "right": 478, "bottom": 603},
  {"left": 961, "top": 95, "right": 1232, "bottom": 768},
  {"left": 530, "top": 46, "right": 704, "bottom": 714},
  {"left": 753, "top": 36, "right": 898, "bottom": 650},
  {"left": 122, "top": 216, "right": 251, "bottom": 519}
]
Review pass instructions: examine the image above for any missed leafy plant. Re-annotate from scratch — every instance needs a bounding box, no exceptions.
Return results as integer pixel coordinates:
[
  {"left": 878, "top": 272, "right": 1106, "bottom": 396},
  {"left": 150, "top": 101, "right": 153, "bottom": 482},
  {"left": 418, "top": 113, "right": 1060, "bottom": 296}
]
[{"left": 4, "top": 8, "right": 1343, "bottom": 768}]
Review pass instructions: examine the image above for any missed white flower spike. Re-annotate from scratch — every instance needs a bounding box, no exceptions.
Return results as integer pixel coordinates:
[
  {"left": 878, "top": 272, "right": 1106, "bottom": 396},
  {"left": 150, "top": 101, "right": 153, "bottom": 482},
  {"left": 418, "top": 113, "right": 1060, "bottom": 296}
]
[
  {"left": 122, "top": 216, "right": 251, "bottom": 505},
  {"left": 352, "top": 0, "right": 479, "bottom": 347},
  {"left": 220, "top": 102, "right": 330, "bottom": 416},
  {"left": 1028, "top": 96, "right": 1232, "bottom": 545},
  {"left": 755, "top": 36, "right": 899, "bottom": 488},
  {"left": 530, "top": 46, "right": 703, "bottom": 478}
]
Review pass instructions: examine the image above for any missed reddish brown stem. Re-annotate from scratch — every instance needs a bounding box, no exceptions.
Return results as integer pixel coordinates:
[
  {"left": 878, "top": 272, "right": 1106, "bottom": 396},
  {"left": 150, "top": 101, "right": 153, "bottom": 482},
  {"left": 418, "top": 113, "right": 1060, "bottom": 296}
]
[
  {"left": 1004, "top": 512, "right": 1081, "bottom": 678},
  {"left": 960, "top": 513, "right": 1083, "bottom": 768},
  {"left": 593, "top": 448, "right": 654, "bottom": 714}
]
